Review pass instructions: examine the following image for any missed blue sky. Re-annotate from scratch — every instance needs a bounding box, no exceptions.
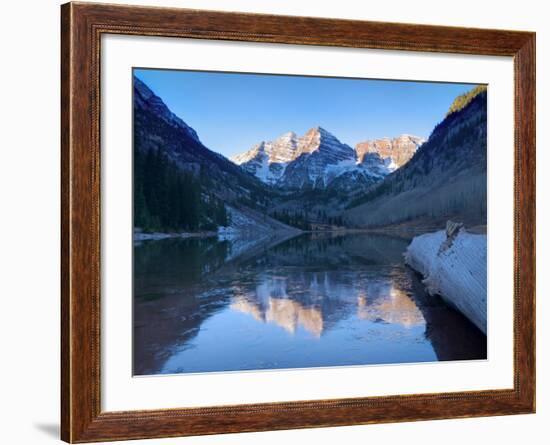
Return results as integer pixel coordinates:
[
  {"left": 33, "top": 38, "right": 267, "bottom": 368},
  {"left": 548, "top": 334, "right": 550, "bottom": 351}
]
[{"left": 134, "top": 68, "right": 476, "bottom": 159}]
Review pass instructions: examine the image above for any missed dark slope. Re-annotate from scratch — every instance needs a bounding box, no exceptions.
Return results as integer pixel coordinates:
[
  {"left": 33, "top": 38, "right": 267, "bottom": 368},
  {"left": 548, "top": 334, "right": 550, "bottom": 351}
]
[
  {"left": 133, "top": 76, "right": 295, "bottom": 233},
  {"left": 345, "top": 88, "right": 487, "bottom": 228},
  {"left": 134, "top": 76, "right": 268, "bottom": 204}
]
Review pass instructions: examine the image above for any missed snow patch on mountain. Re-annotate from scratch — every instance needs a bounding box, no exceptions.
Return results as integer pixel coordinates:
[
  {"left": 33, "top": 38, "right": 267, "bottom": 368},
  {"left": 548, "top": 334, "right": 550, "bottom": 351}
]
[
  {"left": 218, "top": 205, "right": 301, "bottom": 260},
  {"left": 218, "top": 205, "right": 300, "bottom": 238},
  {"left": 323, "top": 156, "right": 389, "bottom": 186},
  {"left": 230, "top": 132, "right": 301, "bottom": 185}
]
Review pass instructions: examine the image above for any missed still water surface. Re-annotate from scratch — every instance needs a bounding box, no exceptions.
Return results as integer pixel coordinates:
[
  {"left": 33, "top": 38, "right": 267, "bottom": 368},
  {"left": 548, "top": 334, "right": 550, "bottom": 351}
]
[{"left": 133, "top": 233, "right": 486, "bottom": 375}]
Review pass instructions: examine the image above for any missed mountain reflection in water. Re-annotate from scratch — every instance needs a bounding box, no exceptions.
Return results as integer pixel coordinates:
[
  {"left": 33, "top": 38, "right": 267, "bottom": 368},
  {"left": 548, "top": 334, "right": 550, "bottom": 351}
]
[{"left": 133, "top": 233, "right": 486, "bottom": 375}]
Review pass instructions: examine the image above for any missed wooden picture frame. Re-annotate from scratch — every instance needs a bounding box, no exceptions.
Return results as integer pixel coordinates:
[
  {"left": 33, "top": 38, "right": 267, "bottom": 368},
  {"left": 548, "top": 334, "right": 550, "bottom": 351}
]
[{"left": 61, "top": 2, "right": 535, "bottom": 442}]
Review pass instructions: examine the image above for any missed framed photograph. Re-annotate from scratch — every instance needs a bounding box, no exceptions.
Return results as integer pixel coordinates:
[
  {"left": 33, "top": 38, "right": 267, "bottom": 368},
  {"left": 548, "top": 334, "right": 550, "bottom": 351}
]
[{"left": 61, "top": 2, "right": 535, "bottom": 442}]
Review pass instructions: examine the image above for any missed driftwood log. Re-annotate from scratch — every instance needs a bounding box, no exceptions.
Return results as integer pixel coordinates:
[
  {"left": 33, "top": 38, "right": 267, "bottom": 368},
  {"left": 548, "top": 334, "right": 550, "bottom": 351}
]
[{"left": 404, "top": 221, "right": 487, "bottom": 335}]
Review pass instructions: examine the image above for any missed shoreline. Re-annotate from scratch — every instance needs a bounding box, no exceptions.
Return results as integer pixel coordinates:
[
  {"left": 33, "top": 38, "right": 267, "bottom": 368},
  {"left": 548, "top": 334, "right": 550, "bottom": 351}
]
[
  {"left": 134, "top": 230, "right": 218, "bottom": 241},
  {"left": 135, "top": 227, "right": 409, "bottom": 242},
  {"left": 134, "top": 222, "right": 486, "bottom": 243},
  {"left": 134, "top": 227, "right": 301, "bottom": 242}
]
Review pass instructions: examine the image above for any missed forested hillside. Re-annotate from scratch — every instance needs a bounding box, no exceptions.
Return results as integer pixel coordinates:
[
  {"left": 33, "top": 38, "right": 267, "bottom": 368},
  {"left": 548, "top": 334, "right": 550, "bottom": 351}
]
[
  {"left": 133, "top": 75, "right": 276, "bottom": 233},
  {"left": 345, "top": 86, "right": 487, "bottom": 228},
  {"left": 134, "top": 148, "right": 228, "bottom": 232}
]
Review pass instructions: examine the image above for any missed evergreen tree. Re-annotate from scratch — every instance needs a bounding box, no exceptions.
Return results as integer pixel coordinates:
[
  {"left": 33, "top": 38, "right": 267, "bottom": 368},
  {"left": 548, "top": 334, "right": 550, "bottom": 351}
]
[{"left": 134, "top": 147, "right": 230, "bottom": 233}]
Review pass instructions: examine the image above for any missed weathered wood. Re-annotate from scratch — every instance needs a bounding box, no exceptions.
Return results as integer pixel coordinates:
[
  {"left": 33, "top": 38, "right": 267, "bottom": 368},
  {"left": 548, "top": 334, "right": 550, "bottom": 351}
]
[
  {"left": 61, "top": 2, "right": 536, "bottom": 443},
  {"left": 404, "top": 226, "right": 487, "bottom": 334}
]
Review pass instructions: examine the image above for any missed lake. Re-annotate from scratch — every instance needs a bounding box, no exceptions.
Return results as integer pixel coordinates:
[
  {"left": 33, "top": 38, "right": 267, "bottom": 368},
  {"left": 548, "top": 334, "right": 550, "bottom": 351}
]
[{"left": 133, "top": 232, "right": 486, "bottom": 375}]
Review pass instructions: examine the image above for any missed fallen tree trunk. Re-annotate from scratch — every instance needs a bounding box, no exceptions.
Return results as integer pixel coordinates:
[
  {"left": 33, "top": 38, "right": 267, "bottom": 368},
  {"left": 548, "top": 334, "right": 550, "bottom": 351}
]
[{"left": 404, "top": 222, "right": 487, "bottom": 335}]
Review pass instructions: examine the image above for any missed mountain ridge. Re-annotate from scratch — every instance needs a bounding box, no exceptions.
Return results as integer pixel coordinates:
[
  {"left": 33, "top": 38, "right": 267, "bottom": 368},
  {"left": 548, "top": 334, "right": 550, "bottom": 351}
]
[
  {"left": 355, "top": 134, "right": 425, "bottom": 169},
  {"left": 232, "top": 127, "right": 423, "bottom": 191},
  {"left": 345, "top": 87, "right": 487, "bottom": 228},
  {"left": 134, "top": 75, "right": 487, "bottom": 234},
  {"left": 133, "top": 75, "right": 295, "bottom": 233}
]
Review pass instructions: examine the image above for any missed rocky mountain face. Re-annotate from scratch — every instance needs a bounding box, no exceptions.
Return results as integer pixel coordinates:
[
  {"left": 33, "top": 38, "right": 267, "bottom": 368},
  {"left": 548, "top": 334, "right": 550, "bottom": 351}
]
[
  {"left": 345, "top": 87, "right": 487, "bottom": 228},
  {"left": 230, "top": 131, "right": 299, "bottom": 185},
  {"left": 232, "top": 127, "right": 414, "bottom": 191},
  {"left": 280, "top": 127, "right": 357, "bottom": 189},
  {"left": 355, "top": 134, "right": 425, "bottom": 169}
]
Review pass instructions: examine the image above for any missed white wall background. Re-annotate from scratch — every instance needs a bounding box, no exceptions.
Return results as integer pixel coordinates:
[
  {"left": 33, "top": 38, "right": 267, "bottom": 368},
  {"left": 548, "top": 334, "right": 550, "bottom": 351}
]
[{"left": 0, "top": 1, "right": 545, "bottom": 444}]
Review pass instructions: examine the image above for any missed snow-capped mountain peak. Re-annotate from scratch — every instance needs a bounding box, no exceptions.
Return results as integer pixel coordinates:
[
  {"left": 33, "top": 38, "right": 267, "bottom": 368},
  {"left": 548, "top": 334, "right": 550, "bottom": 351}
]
[
  {"left": 230, "top": 130, "right": 303, "bottom": 184},
  {"left": 231, "top": 127, "right": 420, "bottom": 191},
  {"left": 297, "top": 126, "right": 349, "bottom": 156},
  {"left": 230, "top": 141, "right": 267, "bottom": 165},
  {"left": 355, "top": 134, "right": 425, "bottom": 168}
]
